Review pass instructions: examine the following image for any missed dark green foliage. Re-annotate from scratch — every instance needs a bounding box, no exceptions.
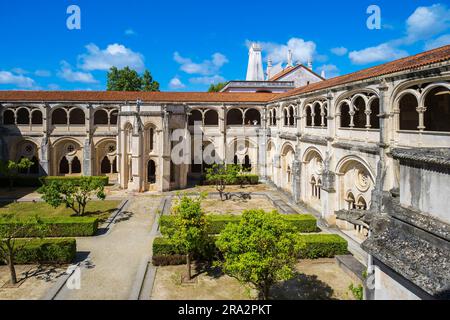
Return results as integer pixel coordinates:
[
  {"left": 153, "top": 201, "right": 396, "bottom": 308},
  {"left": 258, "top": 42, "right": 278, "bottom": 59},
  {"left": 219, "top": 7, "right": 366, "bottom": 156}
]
[
  {"left": 0, "top": 217, "right": 98, "bottom": 237},
  {"left": 0, "top": 177, "right": 41, "bottom": 188},
  {"left": 39, "top": 177, "right": 106, "bottom": 216},
  {"left": 160, "top": 214, "right": 318, "bottom": 235},
  {"left": 297, "top": 234, "right": 348, "bottom": 259},
  {"left": 203, "top": 174, "right": 259, "bottom": 186},
  {"left": 207, "top": 82, "right": 227, "bottom": 92},
  {"left": 0, "top": 158, "right": 34, "bottom": 190},
  {"left": 152, "top": 233, "right": 348, "bottom": 266},
  {"left": 0, "top": 238, "right": 76, "bottom": 265},
  {"left": 107, "top": 67, "right": 160, "bottom": 92}
]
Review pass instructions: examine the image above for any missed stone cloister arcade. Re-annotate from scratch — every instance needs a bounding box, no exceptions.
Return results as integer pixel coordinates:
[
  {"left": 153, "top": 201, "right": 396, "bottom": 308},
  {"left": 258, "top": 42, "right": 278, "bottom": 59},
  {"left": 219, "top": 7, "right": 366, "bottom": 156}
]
[{"left": 1, "top": 70, "right": 449, "bottom": 243}]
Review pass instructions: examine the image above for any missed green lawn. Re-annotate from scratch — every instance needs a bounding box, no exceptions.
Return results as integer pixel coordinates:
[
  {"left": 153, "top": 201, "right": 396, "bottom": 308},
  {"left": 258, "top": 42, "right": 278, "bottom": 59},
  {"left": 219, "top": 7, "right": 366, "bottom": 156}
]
[{"left": 0, "top": 200, "right": 121, "bottom": 222}]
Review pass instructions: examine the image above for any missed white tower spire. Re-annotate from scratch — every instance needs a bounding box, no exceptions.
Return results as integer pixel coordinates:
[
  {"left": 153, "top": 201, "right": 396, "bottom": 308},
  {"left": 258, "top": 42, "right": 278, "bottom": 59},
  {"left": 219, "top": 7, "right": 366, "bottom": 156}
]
[
  {"left": 266, "top": 58, "right": 273, "bottom": 80},
  {"left": 246, "top": 43, "right": 264, "bottom": 81},
  {"left": 287, "top": 49, "right": 293, "bottom": 67}
]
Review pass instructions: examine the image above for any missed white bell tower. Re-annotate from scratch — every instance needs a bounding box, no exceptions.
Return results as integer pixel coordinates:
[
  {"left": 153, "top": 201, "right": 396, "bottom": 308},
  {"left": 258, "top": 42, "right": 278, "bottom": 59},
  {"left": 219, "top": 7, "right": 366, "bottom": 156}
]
[{"left": 246, "top": 43, "right": 264, "bottom": 81}]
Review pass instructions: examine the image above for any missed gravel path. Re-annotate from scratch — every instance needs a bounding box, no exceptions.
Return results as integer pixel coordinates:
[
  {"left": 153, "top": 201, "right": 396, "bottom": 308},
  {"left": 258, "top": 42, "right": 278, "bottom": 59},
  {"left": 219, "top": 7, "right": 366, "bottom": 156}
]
[{"left": 55, "top": 196, "right": 161, "bottom": 300}]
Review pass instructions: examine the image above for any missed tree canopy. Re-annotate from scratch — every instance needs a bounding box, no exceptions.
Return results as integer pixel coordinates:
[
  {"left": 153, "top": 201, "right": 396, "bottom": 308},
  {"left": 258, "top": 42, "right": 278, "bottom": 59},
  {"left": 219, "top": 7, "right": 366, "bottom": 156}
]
[
  {"left": 216, "top": 209, "right": 299, "bottom": 300},
  {"left": 207, "top": 82, "right": 227, "bottom": 92},
  {"left": 107, "top": 67, "right": 160, "bottom": 92}
]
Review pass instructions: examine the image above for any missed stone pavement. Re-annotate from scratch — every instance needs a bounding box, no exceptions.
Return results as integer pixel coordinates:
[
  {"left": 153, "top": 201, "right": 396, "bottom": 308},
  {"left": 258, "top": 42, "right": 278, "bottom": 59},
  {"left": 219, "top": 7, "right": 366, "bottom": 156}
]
[{"left": 54, "top": 195, "right": 161, "bottom": 300}]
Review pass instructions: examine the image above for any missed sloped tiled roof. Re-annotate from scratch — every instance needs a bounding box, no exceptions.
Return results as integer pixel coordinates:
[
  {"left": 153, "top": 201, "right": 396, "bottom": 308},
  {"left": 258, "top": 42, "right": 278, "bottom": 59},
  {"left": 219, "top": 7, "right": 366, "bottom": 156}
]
[
  {"left": 272, "top": 44, "right": 450, "bottom": 101},
  {"left": 0, "top": 91, "right": 276, "bottom": 103}
]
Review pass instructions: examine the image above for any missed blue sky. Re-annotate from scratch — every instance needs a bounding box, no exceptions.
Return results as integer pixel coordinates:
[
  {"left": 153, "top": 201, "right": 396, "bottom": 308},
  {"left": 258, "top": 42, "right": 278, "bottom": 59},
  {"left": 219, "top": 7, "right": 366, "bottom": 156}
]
[{"left": 0, "top": 0, "right": 449, "bottom": 91}]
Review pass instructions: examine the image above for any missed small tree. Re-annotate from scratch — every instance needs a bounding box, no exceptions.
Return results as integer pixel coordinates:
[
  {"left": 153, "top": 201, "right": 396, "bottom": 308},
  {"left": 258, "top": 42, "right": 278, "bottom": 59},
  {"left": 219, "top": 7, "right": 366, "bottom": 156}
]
[
  {"left": 0, "top": 215, "right": 46, "bottom": 285},
  {"left": 205, "top": 164, "right": 240, "bottom": 201},
  {"left": 207, "top": 82, "right": 227, "bottom": 92},
  {"left": 0, "top": 158, "right": 34, "bottom": 190},
  {"left": 216, "top": 210, "right": 299, "bottom": 300},
  {"left": 39, "top": 177, "right": 106, "bottom": 216},
  {"left": 162, "top": 193, "right": 209, "bottom": 281}
]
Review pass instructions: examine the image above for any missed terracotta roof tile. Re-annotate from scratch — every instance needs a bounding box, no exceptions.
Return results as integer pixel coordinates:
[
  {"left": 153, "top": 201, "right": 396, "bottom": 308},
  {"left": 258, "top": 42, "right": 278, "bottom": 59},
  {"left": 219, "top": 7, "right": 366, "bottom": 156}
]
[
  {"left": 272, "top": 44, "right": 450, "bottom": 101},
  {"left": 0, "top": 91, "right": 276, "bottom": 103}
]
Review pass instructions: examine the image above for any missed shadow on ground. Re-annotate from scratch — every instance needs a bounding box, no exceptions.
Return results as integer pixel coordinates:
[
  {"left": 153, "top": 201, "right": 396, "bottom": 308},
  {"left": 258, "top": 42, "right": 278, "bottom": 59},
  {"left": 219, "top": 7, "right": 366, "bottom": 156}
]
[{"left": 270, "top": 272, "right": 335, "bottom": 300}]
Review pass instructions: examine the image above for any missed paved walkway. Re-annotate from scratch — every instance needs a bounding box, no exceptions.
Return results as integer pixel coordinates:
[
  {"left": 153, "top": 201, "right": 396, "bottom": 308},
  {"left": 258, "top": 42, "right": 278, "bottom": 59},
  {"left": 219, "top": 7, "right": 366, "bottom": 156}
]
[{"left": 55, "top": 195, "right": 161, "bottom": 300}]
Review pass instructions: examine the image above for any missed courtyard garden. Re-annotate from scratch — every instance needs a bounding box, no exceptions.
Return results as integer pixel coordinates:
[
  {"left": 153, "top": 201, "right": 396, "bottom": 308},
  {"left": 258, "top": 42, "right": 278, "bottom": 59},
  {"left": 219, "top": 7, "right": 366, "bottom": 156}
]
[{"left": 150, "top": 165, "right": 357, "bottom": 300}]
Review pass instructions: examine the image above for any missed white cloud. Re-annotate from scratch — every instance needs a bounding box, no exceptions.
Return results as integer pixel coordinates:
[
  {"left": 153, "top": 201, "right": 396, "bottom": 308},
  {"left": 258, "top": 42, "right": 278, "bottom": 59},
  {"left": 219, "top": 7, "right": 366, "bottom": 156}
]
[
  {"left": 78, "top": 43, "right": 145, "bottom": 72},
  {"left": 169, "top": 77, "right": 186, "bottom": 89},
  {"left": 48, "top": 83, "right": 60, "bottom": 90},
  {"left": 349, "top": 43, "right": 409, "bottom": 65},
  {"left": 248, "top": 38, "right": 316, "bottom": 65},
  {"left": 406, "top": 4, "right": 450, "bottom": 42},
  {"left": 0, "top": 71, "right": 36, "bottom": 88},
  {"left": 174, "top": 52, "right": 228, "bottom": 75},
  {"left": 35, "top": 70, "right": 51, "bottom": 77},
  {"left": 316, "top": 64, "right": 340, "bottom": 78},
  {"left": 189, "top": 75, "right": 226, "bottom": 85},
  {"left": 124, "top": 28, "right": 136, "bottom": 36},
  {"left": 424, "top": 34, "right": 450, "bottom": 50},
  {"left": 58, "top": 61, "right": 97, "bottom": 83},
  {"left": 11, "top": 68, "right": 28, "bottom": 75},
  {"left": 331, "top": 47, "right": 348, "bottom": 56}
]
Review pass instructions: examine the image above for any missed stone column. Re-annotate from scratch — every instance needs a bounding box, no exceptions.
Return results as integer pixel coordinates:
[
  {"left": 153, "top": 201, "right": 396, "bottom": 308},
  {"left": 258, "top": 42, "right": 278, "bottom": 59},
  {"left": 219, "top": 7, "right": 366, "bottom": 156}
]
[
  {"left": 292, "top": 159, "right": 302, "bottom": 203},
  {"left": 83, "top": 138, "right": 93, "bottom": 176},
  {"left": 161, "top": 107, "right": 171, "bottom": 192}
]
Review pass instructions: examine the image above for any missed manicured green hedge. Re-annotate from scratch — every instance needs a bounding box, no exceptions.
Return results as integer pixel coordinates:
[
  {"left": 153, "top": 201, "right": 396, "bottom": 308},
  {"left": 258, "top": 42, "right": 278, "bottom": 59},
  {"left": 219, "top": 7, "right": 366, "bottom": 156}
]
[
  {"left": 0, "top": 217, "right": 99, "bottom": 237},
  {"left": 0, "top": 177, "right": 42, "bottom": 188},
  {"left": 297, "top": 234, "right": 348, "bottom": 259},
  {"left": 0, "top": 238, "right": 76, "bottom": 265},
  {"left": 152, "top": 233, "right": 348, "bottom": 266},
  {"left": 160, "top": 214, "right": 318, "bottom": 235},
  {"left": 39, "top": 176, "right": 109, "bottom": 186}
]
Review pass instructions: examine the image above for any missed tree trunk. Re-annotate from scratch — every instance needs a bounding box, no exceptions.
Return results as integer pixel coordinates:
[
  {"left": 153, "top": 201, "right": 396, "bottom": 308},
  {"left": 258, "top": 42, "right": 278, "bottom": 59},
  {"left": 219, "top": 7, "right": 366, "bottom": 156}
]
[
  {"left": 7, "top": 252, "right": 17, "bottom": 285},
  {"left": 263, "top": 283, "right": 270, "bottom": 300},
  {"left": 186, "top": 253, "right": 192, "bottom": 280}
]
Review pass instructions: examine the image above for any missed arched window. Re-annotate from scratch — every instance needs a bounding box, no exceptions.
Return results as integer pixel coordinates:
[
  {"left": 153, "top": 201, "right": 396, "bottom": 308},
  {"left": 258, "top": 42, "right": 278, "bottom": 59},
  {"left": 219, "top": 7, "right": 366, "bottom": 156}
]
[
  {"left": 204, "top": 110, "right": 219, "bottom": 126},
  {"left": 340, "top": 103, "right": 351, "bottom": 128},
  {"left": 353, "top": 96, "right": 366, "bottom": 128},
  {"left": 233, "top": 155, "right": 239, "bottom": 165},
  {"left": 188, "top": 110, "right": 203, "bottom": 126},
  {"left": 59, "top": 156, "right": 70, "bottom": 174},
  {"left": 71, "top": 157, "right": 82, "bottom": 174},
  {"left": 244, "top": 109, "right": 261, "bottom": 125},
  {"left": 399, "top": 94, "right": 419, "bottom": 130},
  {"left": 243, "top": 155, "right": 251, "bottom": 171},
  {"left": 112, "top": 157, "right": 118, "bottom": 173},
  {"left": 311, "top": 177, "right": 317, "bottom": 197},
  {"left": 17, "top": 108, "right": 30, "bottom": 125},
  {"left": 147, "top": 160, "right": 156, "bottom": 184},
  {"left": 317, "top": 179, "right": 322, "bottom": 200},
  {"left": 94, "top": 110, "right": 108, "bottom": 125},
  {"left": 356, "top": 197, "right": 367, "bottom": 210},
  {"left": 31, "top": 110, "right": 43, "bottom": 125},
  {"left": 289, "top": 106, "right": 295, "bottom": 126},
  {"left": 3, "top": 109, "right": 15, "bottom": 124},
  {"left": 287, "top": 165, "right": 291, "bottom": 183},
  {"left": 227, "top": 109, "right": 243, "bottom": 125},
  {"left": 346, "top": 192, "right": 356, "bottom": 210},
  {"left": 110, "top": 110, "right": 118, "bottom": 125},
  {"left": 101, "top": 156, "right": 111, "bottom": 174},
  {"left": 149, "top": 128, "right": 154, "bottom": 151},
  {"left": 369, "top": 99, "right": 380, "bottom": 129},
  {"left": 424, "top": 86, "right": 450, "bottom": 132},
  {"left": 313, "top": 103, "right": 321, "bottom": 127},
  {"left": 69, "top": 108, "right": 85, "bottom": 125},
  {"left": 272, "top": 109, "right": 277, "bottom": 126},
  {"left": 306, "top": 106, "right": 312, "bottom": 126},
  {"left": 52, "top": 108, "right": 67, "bottom": 125},
  {"left": 322, "top": 104, "right": 329, "bottom": 127},
  {"left": 284, "top": 109, "right": 289, "bottom": 126}
]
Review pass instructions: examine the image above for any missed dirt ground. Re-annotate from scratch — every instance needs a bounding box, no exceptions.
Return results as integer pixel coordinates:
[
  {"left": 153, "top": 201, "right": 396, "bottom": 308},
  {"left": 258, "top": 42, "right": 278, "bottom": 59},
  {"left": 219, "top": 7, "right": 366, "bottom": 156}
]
[
  {"left": 151, "top": 259, "right": 356, "bottom": 300},
  {"left": 0, "top": 264, "right": 67, "bottom": 300},
  {"left": 201, "top": 196, "right": 277, "bottom": 215}
]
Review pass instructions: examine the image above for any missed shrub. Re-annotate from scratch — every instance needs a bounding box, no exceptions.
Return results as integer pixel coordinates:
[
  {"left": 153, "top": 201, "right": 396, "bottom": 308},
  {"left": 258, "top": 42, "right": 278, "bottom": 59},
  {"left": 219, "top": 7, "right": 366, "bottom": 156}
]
[
  {"left": 297, "top": 234, "right": 348, "bottom": 259},
  {"left": 152, "top": 233, "right": 347, "bottom": 266},
  {"left": 203, "top": 174, "right": 259, "bottom": 186},
  {"left": 152, "top": 254, "right": 186, "bottom": 266},
  {"left": 40, "top": 176, "right": 109, "bottom": 187},
  {"left": 0, "top": 217, "right": 99, "bottom": 237},
  {"left": 0, "top": 238, "right": 76, "bottom": 265},
  {"left": 161, "top": 214, "right": 318, "bottom": 235}
]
